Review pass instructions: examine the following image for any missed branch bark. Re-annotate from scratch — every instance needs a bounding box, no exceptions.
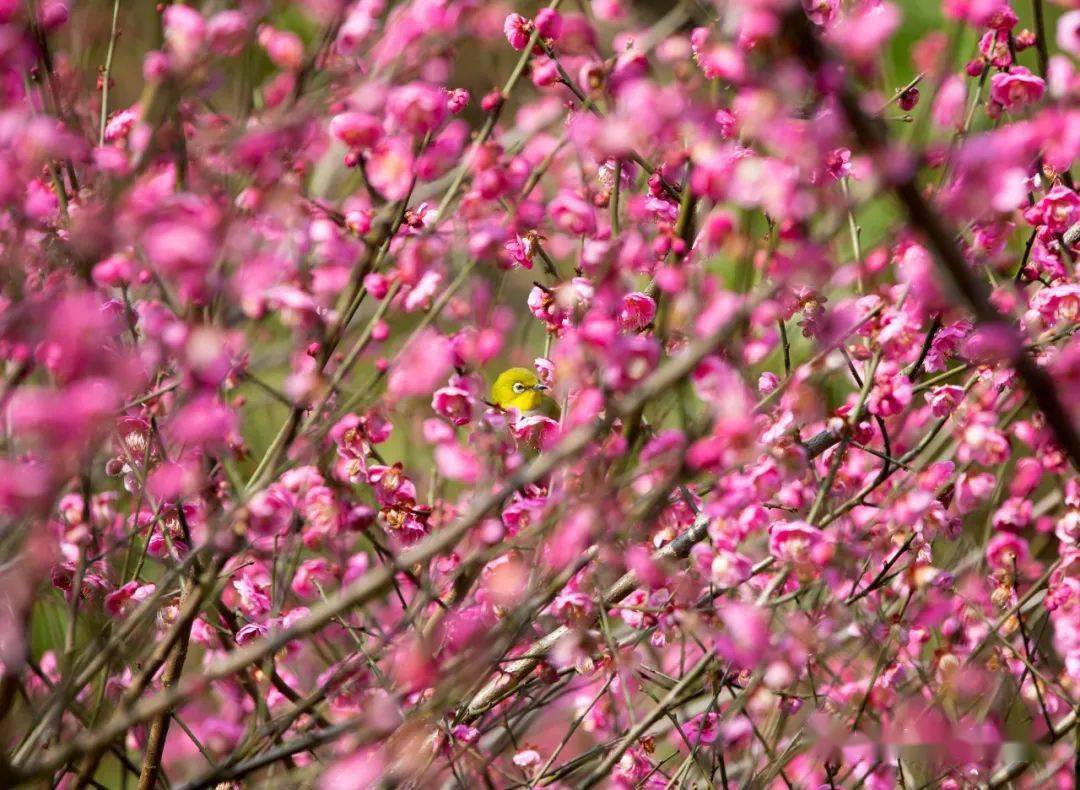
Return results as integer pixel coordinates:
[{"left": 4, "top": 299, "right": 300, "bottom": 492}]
[
  {"left": 13, "top": 291, "right": 762, "bottom": 784},
  {"left": 781, "top": 9, "right": 1080, "bottom": 472}
]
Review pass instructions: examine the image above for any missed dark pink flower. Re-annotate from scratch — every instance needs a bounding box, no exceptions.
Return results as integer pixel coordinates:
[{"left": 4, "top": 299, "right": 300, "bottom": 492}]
[
  {"left": 932, "top": 76, "right": 966, "bottom": 129},
  {"left": 1023, "top": 186, "right": 1080, "bottom": 233},
  {"left": 684, "top": 711, "right": 720, "bottom": 745},
  {"left": 434, "top": 442, "right": 482, "bottom": 483},
  {"left": 1059, "top": 11, "right": 1080, "bottom": 56},
  {"left": 104, "top": 581, "right": 156, "bottom": 618},
  {"left": 1029, "top": 284, "right": 1080, "bottom": 326},
  {"left": 257, "top": 26, "right": 304, "bottom": 71},
  {"left": 617, "top": 292, "right": 656, "bottom": 332},
  {"left": 387, "top": 329, "right": 454, "bottom": 399},
  {"left": 169, "top": 395, "right": 238, "bottom": 449},
  {"left": 550, "top": 191, "right": 597, "bottom": 236},
  {"left": 986, "top": 532, "right": 1028, "bottom": 570},
  {"left": 39, "top": 0, "right": 69, "bottom": 31},
  {"left": 365, "top": 137, "right": 415, "bottom": 200},
  {"left": 803, "top": 0, "right": 839, "bottom": 27},
  {"left": 163, "top": 5, "right": 206, "bottom": 71},
  {"left": 715, "top": 603, "right": 770, "bottom": 669},
  {"left": 432, "top": 385, "right": 474, "bottom": 426},
  {"left": 868, "top": 368, "right": 913, "bottom": 418},
  {"left": 990, "top": 67, "right": 1045, "bottom": 111},
  {"left": 387, "top": 82, "right": 449, "bottom": 137},
  {"left": 206, "top": 10, "right": 248, "bottom": 56},
  {"left": 769, "top": 520, "right": 833, "bottom": 581},
  {"left": 291, "top": 558, "right": 339, "bottom": 598},
  {"left": 504, "top": 13, "right": 532, "bottom": 51},
  {"left": 330, "top": 111, "right": 382, "bottom": 150},
  {"left": 535, "top": 9, "right": 562, "bottom": 40},
  {"left": 979, "top": 30, "right": 1012, "bottom": 69}
]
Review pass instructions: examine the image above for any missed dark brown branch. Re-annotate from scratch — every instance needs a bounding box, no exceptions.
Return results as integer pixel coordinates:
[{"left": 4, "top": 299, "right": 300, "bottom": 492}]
[{"left": 782, "top": 9, "right": 1080, "bottom": 472}]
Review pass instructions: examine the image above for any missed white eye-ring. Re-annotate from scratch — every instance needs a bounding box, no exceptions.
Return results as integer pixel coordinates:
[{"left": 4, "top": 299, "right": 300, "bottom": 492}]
[{"left": 512, "top": 382, "right": 526, "bottom": 393}]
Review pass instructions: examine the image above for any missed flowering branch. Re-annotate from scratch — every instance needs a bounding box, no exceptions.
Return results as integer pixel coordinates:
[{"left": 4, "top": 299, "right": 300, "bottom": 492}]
[{"left": 2, "top": 1, "right": 1079, "bottom": 787}]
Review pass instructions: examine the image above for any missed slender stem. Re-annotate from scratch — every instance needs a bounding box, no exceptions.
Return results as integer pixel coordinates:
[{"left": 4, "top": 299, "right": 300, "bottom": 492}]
[
  {"left": 778, "top": 319, "right": 791, "bottom": 377},
  {"left": 578, "top": 651, "right": 714, "bottom": 789},
  {"left": 784, "top": 8, "right": 1080, "bottom": 471},
  {"left": 609, "top": 159, "right": 621, "bottom": 236},
  {"left": 99, "top": 0, "right": 122, "bottom": 146},
  {"left": 1031, "top": 0, "right": 1050, "bottom": 79},
  {"left": 14, "top": 297, "right": 761, "bottom": 783}
]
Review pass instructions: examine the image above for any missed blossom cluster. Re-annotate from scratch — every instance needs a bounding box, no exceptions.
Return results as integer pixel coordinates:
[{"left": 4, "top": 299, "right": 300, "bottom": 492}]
[{"left": 0, "top": 0, "right": 1078, "bottom": 787}]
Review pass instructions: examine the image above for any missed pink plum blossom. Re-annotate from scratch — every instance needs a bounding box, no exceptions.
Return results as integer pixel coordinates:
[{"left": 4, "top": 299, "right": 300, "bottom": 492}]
[
  {"left": 990, "top": 67, "right": 1046, "bottom": 111},
  {"left": 0, "top": 3, "right": 1078, "bottom": 789}
]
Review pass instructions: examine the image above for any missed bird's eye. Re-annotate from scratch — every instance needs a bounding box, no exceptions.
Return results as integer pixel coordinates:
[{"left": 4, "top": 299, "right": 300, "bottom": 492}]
[{"left": 512, "top": 382, "right": 525, "bottom": 393}]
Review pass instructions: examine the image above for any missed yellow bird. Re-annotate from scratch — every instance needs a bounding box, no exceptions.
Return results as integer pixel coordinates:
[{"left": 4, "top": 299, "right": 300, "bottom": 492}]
[{"left": 490, "top": 367, "right": 559, "bottom": 416}]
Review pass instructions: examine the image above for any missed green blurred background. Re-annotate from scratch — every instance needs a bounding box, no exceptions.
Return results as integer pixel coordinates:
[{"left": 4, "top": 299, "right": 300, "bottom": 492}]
[{"left": 24, "top": 0, "right": 1071, "bottom": 741}]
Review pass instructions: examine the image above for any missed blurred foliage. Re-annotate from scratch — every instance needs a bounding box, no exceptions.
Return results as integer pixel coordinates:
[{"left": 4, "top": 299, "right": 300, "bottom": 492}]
[{"left": 32, "top": 0, "right": 1069, "bottom": 647}]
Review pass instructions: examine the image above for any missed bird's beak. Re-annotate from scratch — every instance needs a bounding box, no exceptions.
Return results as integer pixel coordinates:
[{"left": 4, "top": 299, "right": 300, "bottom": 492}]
[{"left": 533, "top": 383, "right": 549, "bottom": 391}]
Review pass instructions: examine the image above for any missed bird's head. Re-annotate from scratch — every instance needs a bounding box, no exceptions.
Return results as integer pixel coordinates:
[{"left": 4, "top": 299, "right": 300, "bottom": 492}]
[{"left": 491, "top": 367, "right": 549, "bottom": 412}]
